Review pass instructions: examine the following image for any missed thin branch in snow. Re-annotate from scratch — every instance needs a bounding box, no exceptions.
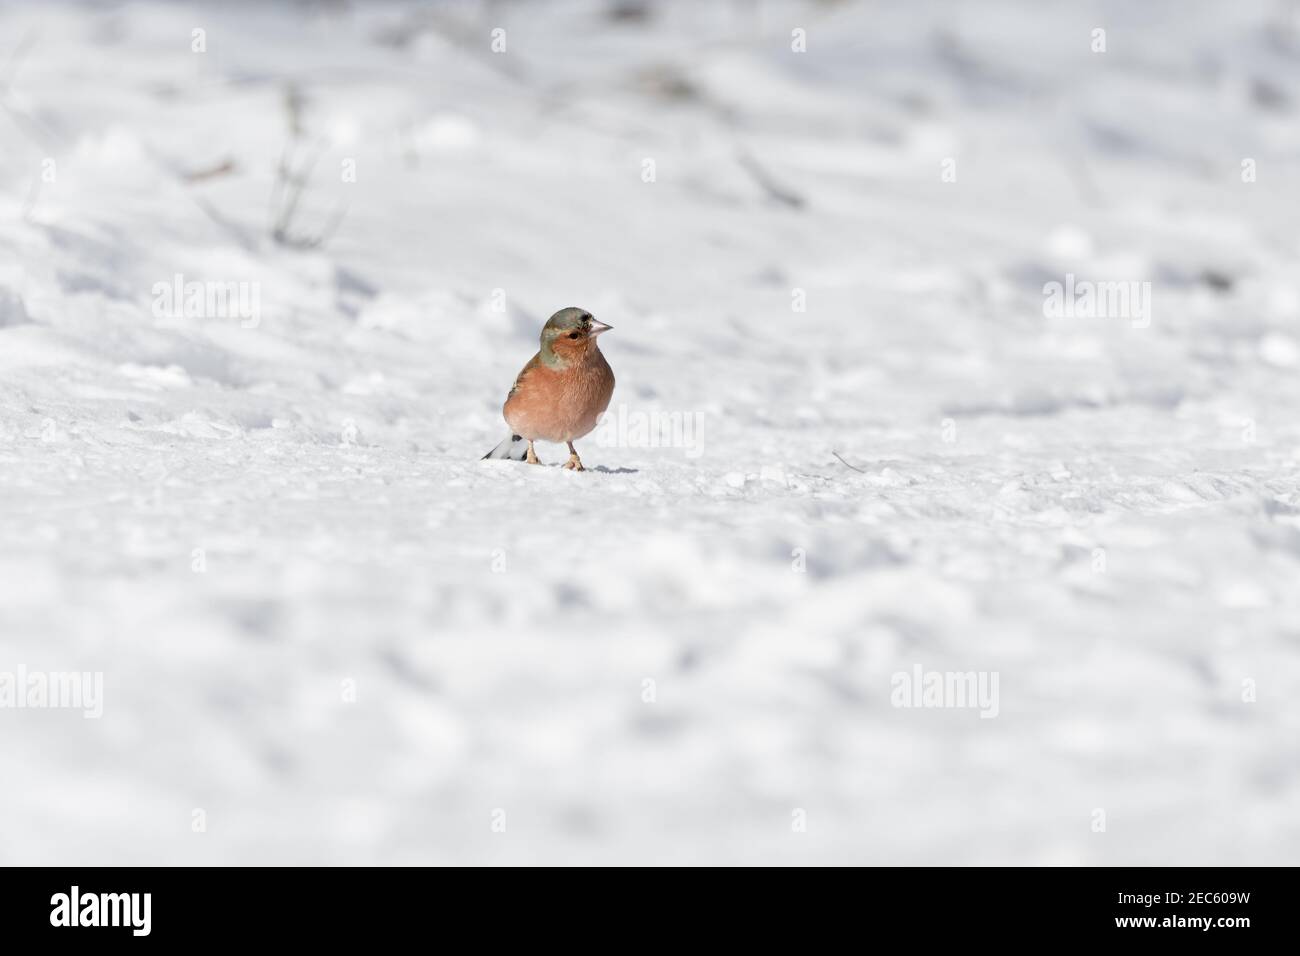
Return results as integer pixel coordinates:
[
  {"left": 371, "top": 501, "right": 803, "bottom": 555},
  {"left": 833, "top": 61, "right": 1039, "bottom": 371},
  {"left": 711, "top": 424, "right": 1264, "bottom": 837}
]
[
  {"left": 832, "top": 451, "right": 867, "bottom": 473},
  {"left": 268, "top": 85, "right": 348, "bottom": 250},
  {"left": 183, "top": 159, "right": 237, "bottom": 183},
  {"left": 736, "top": 149, "right": 806, "bottom": 209}
]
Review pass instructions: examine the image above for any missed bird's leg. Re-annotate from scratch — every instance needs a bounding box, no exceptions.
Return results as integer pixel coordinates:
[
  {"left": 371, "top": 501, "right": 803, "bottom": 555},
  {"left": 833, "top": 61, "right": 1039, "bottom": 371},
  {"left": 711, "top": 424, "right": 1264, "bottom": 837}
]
[
  {"left": 563, "top": 441, "right": 584, "bottom": 471},
  {"left": 525, "top": 440, "right": 540, "bottom": 465}
]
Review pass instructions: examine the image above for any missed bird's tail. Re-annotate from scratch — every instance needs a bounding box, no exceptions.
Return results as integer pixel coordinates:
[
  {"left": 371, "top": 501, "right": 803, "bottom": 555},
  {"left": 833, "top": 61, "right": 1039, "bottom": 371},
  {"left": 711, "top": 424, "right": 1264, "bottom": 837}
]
[{"left": 482, "top": 434, "right": 529, "bottom": 461}]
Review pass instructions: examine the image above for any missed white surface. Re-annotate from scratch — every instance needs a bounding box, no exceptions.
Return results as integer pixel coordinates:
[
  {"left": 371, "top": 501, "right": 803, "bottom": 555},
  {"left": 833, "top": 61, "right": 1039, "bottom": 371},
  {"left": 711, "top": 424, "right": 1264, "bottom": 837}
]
[{"left": 1, "top": 0, "right": 1298, "bottom": 864}]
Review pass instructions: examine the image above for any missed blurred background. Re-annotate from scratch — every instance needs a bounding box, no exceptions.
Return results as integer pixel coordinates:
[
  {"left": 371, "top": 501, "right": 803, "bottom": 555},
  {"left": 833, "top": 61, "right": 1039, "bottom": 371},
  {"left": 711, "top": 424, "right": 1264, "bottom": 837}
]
[{"left": 0, "top": 0, "right": 1298, "bottom": 864}]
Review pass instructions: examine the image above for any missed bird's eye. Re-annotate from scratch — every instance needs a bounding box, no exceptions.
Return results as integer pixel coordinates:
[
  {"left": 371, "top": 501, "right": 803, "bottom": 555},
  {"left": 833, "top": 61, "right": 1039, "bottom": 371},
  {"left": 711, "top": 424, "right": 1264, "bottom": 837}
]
[{"left": 568, "top": 331, "right": 581, "bottom": 339}]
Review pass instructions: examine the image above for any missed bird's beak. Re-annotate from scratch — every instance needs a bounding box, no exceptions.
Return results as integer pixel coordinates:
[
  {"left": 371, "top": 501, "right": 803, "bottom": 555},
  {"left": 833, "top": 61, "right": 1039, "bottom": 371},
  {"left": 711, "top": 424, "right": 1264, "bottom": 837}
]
[{"left": 589, "top": 320, "right": 612, "bottom": 336}]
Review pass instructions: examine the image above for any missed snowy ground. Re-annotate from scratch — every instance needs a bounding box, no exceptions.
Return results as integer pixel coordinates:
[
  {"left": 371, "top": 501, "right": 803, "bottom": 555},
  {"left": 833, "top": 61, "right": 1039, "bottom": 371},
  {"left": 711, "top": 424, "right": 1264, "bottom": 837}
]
[{"left": 1, "top": 0, "right": 1299, "bottom": 865}]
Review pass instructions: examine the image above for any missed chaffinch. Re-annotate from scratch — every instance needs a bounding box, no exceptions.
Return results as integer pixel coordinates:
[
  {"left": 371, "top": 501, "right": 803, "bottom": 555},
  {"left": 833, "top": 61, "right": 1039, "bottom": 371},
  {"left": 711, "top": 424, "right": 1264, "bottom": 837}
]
[{"left": 482, "top": 307, "right": 615, "bottom": 470}]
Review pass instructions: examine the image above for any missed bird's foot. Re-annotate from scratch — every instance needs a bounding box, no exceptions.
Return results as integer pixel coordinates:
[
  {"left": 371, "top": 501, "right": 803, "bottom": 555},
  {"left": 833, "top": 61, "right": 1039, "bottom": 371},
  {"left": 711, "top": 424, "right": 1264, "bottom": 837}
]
[
  {"left": 563, "top": 454, "right": 584, "bottom": 471},
  {"left": 525, "top": 442, "right": 540, "bottom": 465}
]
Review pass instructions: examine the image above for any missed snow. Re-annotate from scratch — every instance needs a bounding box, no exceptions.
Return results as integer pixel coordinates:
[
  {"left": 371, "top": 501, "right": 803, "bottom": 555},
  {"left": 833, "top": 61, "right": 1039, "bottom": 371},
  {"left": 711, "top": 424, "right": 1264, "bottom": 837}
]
[{"left": 1, "top": 0, "right": 1298, "bottom": 864}]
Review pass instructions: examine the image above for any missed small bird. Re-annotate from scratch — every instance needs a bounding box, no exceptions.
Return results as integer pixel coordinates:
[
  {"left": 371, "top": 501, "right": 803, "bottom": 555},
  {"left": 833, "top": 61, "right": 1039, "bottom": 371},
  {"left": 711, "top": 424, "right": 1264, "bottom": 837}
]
[{"left": 482, "top": 307, "right": 615, "bottom": 470}]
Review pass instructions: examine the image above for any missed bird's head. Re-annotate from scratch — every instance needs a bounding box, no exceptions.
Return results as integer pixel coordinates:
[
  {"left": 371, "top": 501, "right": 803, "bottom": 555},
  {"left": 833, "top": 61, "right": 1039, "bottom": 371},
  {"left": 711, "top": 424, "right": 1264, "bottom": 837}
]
[{"left": 539, "top": 307, "right": 612, "bottom": 363}]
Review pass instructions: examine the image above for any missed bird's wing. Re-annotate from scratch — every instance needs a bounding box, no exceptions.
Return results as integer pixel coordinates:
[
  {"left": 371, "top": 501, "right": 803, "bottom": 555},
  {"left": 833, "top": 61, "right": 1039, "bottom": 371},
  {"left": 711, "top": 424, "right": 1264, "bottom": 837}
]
[{"left": 507, "top": 352, "right": 544, "bottom": 399}]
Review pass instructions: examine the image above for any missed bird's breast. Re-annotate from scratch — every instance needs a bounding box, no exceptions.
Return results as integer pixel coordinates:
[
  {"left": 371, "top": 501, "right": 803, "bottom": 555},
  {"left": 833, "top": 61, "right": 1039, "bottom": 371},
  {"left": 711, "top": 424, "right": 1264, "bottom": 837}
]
[{"left": 504, "top": 349, "right": 614, "bottom": 443}]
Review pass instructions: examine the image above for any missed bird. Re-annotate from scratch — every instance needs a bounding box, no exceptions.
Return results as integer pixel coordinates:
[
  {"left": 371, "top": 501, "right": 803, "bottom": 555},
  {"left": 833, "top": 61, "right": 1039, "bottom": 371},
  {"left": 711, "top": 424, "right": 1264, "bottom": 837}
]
[{"left": 482, "top": 307, "right": 615, "bottom": 470}]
